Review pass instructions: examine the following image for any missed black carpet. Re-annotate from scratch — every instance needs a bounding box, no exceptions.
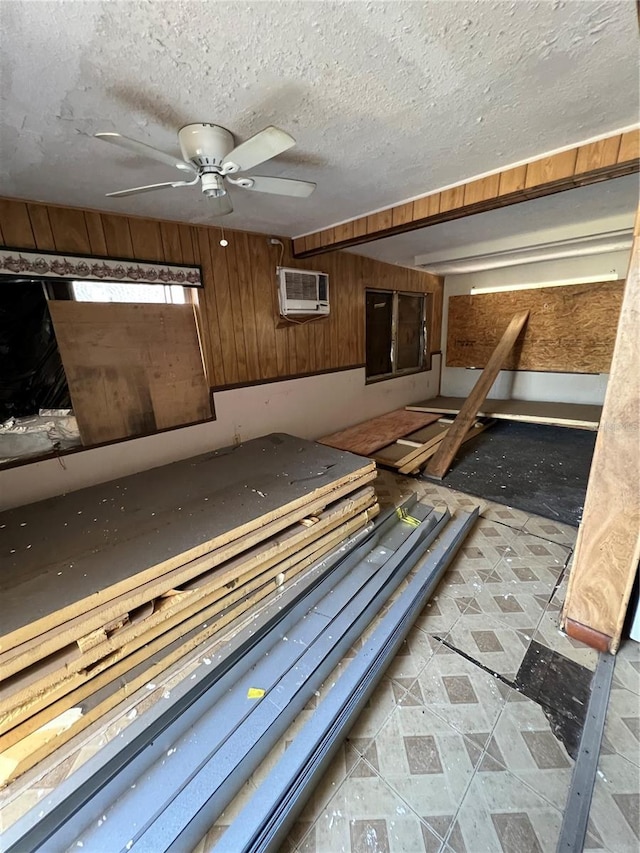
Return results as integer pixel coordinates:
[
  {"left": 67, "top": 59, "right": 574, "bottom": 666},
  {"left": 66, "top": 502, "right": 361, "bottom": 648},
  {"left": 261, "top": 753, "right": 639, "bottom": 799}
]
[{"left": 430, "top": 420, "right": 597, "bottom": 527}]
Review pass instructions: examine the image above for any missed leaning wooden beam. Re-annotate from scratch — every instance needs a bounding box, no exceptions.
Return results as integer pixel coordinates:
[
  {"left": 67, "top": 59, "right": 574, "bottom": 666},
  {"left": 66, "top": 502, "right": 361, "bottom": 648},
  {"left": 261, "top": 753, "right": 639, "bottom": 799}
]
[
  {"left": 562, "top": 210, "right": 640, "bottom": 653},
  {"left": 292, "top": 129, "right": 639, "bottom": 257},
  {"left": 425, "top": 311, "right": 530, "bottom": 480}
]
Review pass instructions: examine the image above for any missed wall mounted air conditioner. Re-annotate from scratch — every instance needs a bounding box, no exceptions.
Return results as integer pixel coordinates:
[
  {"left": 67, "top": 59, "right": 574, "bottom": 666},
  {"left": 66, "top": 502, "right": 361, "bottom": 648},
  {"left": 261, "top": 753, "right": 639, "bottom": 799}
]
[{"left": 277, "top": 267, "right": 330, "bottom": 317}]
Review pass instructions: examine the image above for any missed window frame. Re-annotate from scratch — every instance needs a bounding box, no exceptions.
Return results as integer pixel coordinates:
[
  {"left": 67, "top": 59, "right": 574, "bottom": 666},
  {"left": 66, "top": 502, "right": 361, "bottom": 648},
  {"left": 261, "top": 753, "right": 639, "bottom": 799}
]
[{"left": 365, "top": 288, "right": 430, "bottom": 383}]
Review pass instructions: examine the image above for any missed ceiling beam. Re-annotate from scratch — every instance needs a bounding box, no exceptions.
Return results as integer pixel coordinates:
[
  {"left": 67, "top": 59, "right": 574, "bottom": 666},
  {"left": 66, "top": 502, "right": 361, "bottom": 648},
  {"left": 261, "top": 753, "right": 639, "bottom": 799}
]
[{"left": 292, "top": 130, "right": 639, "bottom": 258}]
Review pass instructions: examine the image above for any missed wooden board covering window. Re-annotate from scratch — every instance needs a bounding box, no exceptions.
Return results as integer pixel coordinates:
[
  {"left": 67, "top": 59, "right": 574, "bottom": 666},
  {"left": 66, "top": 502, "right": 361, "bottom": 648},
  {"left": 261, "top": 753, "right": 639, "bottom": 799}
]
[
  {"left": 48, "top": 302, "right": 211, "bottom": 445},
  {"left": 446, "top": 280, "right": 625, "bottom": 374}
]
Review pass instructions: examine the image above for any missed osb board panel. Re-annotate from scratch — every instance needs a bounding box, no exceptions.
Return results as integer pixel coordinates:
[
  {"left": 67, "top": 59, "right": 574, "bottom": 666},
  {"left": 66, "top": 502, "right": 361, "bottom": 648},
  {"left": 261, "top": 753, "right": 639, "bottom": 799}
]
[
  {"left": 48, "top": 301, "right": 211, "bottom": 445},
  {"left": 407, "top": 396, "right": 602, "bottom": 430},
  {"left": 446, "top": 281, "right": 624, "bottom": 373},
  {"left": 0, "top": 434, "right": 374, "bottom": 651},
  {"left": 0, "top": 198, "right": 443, "bottom": 389},
  {"left": 318, "top": 409, "right": 441, "bottom": 456}
]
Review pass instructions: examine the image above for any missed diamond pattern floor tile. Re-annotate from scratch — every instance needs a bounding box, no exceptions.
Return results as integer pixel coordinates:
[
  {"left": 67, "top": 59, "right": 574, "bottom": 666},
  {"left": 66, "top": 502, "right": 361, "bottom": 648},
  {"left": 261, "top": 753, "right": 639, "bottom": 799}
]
[
  {"left": 452, "top": 769, "right": 564, "bottom": 852},
  {"left": 602, "top": 683, "right": 640, "bottom": 768},
  {"left": 588, "top": 752, "right": 640, "bottom": 853},
  {"left": 443, "top": 612, "right": 530, "bottom": 681}
]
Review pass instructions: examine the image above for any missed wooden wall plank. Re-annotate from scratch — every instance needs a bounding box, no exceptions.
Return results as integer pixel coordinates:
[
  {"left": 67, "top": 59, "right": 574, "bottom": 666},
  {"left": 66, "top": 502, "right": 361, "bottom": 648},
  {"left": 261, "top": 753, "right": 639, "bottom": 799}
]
[
  {"left": 234, "top": 232, "right": 260, "bottom": 380},
  {"left": 413, "top": 193, "right": 440, "bottom": 219},
  {"left": 100, "top": 214, "right": 134, "bottom": 257},
  {"left": 84, "top": 213, "right": 108, "bottom": 256},
  {"left": 159, "top": 221, "right": 183, "bottom": 264},
  {"left": 248, "top": 234, "right": 279, "bottom": 379},
  {"left": 177, "top": 224, "right": 195, "bottom": 264},
  {"left": 524, "top": 148, "right": 577, "bottom": 189},
  {"left": 439, "top": 185, "right": 465, "bottom": 212},
  {"left": 562, "top": 211, "right": 640, "bottom": 652},
  {"left": 224, "top": 233, "right": 249, "bottom": 382},
  {"left": 392, "top": 202, "right": 414, "bottom": 226},
  {"left": 207, "top": 230, "right": 239, "bottom": 385},
  {"left": 47, "top": 207, "right": 91, "bottom": 253},
  {"left": 334, "top": 221, "right": 354, "bottom": 243},
  {"left": 0, "top": 199, "right": 36, "bottom": 248},
  {"left": 26, "top": 204, "right": 55, "bottom": 250},
  {"left": 128, "top": 218, "right": 165, "bottom": 262},
  {"left": 575, "top": 136, "right": 622, "bottom": 173},
  {"left": 463, "top": 174, "right": 500, "bottom": 205},
  {"left": 617, "top": 129, "right": 640, "bottom": 163},
  {"left": 446, "top": 280, "right": 624, "bottom": 374},
  {"left": 498, "top": 165, "right": 527, "bottom": 196},
  {"left": 190, "top": 228, "right": 219, "bottom": 386}
]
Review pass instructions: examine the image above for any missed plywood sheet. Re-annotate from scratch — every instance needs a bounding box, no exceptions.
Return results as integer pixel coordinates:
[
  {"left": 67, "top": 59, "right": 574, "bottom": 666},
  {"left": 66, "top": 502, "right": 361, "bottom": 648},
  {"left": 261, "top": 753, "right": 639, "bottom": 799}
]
[
  {"left": 407, "top": 397, "right": 602, "bottom": 430},
  {"left": 0, "top": 435, "right": 375, "bottom": 651},
  {"left": 318, "top": 409, "right": 440, "bottom": 457},
  {"left": 446, "top": 281, "right": 624, "bottom": 374},
  {"left": 48, "top": 301, "right": 211, "bottom": 445}
]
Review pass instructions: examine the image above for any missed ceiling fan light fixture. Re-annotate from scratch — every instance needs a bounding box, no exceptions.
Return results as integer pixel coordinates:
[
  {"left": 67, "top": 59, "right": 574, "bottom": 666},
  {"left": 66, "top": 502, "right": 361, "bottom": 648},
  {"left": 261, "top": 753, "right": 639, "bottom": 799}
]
[{"left": 201, "top": 172, "right": 226, "bottom": 198}]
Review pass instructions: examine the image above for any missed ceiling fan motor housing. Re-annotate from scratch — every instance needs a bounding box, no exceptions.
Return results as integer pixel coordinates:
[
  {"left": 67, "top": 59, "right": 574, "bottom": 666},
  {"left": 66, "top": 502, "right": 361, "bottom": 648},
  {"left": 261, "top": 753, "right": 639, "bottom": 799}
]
[{"left": 178, "top": 123, "right": 235, "bottom": 169}]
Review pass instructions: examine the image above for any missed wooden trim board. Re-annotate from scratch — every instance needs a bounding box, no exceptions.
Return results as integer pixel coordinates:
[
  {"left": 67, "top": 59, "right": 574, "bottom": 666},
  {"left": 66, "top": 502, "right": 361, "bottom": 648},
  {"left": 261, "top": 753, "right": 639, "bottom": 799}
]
[
  {"left": 406, "top": 397, "right": 602, "bottom": 430},
  {"left": 562, "top": 209, "right": 640, "bottom": 652},
  {"left": 426, "top": 311, "right": 530, "bottom": 479}
]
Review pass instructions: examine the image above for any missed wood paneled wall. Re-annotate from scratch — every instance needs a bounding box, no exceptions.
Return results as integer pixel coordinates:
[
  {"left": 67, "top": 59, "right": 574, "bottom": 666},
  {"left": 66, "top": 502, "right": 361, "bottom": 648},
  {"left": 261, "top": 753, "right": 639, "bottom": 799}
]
[{"left": 0, "top": 198, "right": 442, "bottom": 389}]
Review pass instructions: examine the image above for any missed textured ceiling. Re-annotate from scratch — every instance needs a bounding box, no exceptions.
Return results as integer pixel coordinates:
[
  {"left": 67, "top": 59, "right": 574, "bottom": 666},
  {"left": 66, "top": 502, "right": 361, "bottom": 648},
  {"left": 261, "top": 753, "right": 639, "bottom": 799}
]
[
  {"left": 351, "top": 174, "right": 639, "bottom": 268},
  {"left": 1, "top": 0, "right": 638, "bottom": 241}
]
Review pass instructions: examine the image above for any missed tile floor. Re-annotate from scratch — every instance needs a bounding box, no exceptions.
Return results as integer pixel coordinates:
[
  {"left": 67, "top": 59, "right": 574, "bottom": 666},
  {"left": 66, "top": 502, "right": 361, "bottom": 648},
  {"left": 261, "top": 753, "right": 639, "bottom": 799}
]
[{"left": 1, "top": 472, "right": 638, "bottom": 853}]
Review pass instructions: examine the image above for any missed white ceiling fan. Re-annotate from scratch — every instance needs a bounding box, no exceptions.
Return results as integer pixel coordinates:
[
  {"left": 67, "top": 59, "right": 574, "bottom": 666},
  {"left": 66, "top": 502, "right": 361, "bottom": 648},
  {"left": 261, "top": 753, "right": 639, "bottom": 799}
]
[{"left": 95, "top": 123, "right": 316, "bottom": 216}]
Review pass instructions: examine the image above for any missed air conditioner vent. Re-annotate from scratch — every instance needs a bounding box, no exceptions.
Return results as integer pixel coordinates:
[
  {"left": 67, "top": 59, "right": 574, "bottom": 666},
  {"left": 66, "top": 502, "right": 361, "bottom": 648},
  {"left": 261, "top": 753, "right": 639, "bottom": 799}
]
[{"left": 277, "top": 267, "right": 330, "bottom": 317}]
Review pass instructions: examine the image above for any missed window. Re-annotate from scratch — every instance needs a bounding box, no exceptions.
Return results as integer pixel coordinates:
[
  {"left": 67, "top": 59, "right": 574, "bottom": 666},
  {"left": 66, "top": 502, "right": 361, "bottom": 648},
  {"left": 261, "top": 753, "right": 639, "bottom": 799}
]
[
  {"left": 365, "top": 289, "right": 428, "bottom": 380},
  {"left": 71, "top": 282, "right": 187, "bottom": 304}
]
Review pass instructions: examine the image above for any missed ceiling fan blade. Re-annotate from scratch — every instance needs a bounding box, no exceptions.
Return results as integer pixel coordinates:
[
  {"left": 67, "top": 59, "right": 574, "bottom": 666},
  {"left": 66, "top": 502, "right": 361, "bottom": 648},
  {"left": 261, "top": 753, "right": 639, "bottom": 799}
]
[
  {"left": 96, "top": 132, "right": 195, "bottom": 173},
  {"left": 209, "top": 193, "right": 233, "bottom": 216},
  {"left": 240, "top": 175, "right": 316, "bottom": 197},
  {"left": 106, "top": 180, "right": 193, "bottom": 198},
  {"left": 222, "top": 126, "right": 295, "bottom": 173}
]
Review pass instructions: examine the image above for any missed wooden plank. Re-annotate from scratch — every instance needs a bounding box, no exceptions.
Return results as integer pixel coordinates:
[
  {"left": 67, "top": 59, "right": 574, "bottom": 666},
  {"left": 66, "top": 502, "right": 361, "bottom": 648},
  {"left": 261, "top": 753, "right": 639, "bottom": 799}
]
[
  {"left": 207, "top": 229, "right": 239, "bottom": 385},
  {"left": 248, "top": 233, "right": 279, "bottom": 378},
  {"left": 406, "top": 396, "right": 602, "bottom": 430},
  {"left": 128, "top": 218, "right": 165, "bottom": 261},
  {"left": 562, "top": 210, "right": 640, "bottom": 652},
  {"left": 525, "top": 149, "right": 578, "bottom": 189},
  {"left": 0, "top": 199, "right": 35, "bottom": 248},
  {"left": 617, "top": 129, "right": 640, "bottom": 163},
  {"left": 100, "top": 213, "right": 134, "bottom": 257},
  {"left": 225, "top": 230, "right": 249, "bottom": 382},
  {"left": 84, "top": 212, "right": 108, "bottom": 256},
  {"left": 0, "top": 508, "right": 377, "bottom": 782},
  {"left": 392, "top": 202, "right": 414, "bottom": 226},
  {"left": 48, "top": 301, "right": 211, "bottom": 445},
  {"left": 159, "top": 221, "right": 183, "bottom": 263},
  {"left": 446, "top": 280, "right": 624, "bottom": 374},
  {"left": 439, "top": 185, "right": 465, "bottom": 212},
  {"left": 0, "top": 489, "right": 376, "bottom": 721},
  {"left": 47, "top": 207, "right": 92, "bottom": 254},
  {"left": 318, "top": 409, "right": 441, "bottom": 457},
  {"left": 194, "top": 227, "right": 225, "bottom": 386},
  {"left": 575, "top": 136, "right": 622, "bottom": 174},
  {"left": 412, "top": 193, "right": 440, "bottom": 220},
  {"left": 0, "top": 436, "right": 375, "bottom": 651},
  {"left": 426, "top": 311, "right": 529, "bottom": 479},
  {"left": 399, "top": 421, "right": 490, "bottom": 475},
  {"left": 26, "top": 204, "right": 55, "bottom": 250},
  {"left": 498, "top": 165, "right": 527, "bottom": 196},
  {"left": 234, "top": 231, "right": 260, "bottom": 381},
  {"left": 463, "top": 175, "right": 500, "bottom": 205}
]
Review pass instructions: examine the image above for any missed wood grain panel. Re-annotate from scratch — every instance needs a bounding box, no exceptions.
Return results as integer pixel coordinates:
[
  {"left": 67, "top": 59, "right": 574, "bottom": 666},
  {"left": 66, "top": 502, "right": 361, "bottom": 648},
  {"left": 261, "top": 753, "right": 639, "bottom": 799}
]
[
  {"left": 446, "top": 281, "right": 624, "bottom": 374},
  {"left": 0, "top": 199, "right": 35, "bottom": 247},
  {"left": 1, "top": 197, "right": 442, "bottom": 392},
  {"left": 84, "top": 212, "right": 108, "bottom": 256},
  {"left": 47, "top": 207, "right": 91, "bottom": 253},
  {"left": 293, "top": 130, "right": 639, "bottom": 257},
  {"left": 562, "top": 210, "right": 640, "bottom": 652},
  {"left": 100, "top": 214, "right": 133, "bottom": 257},
  {"left": 49, "top": 301, "right": 211, "bottom": 445},
  {"left": 128, "top": 218, "right": 164, "bottom": 261},
  {"left": 26, "top": 204, "right": 55, "bottom": 250}
]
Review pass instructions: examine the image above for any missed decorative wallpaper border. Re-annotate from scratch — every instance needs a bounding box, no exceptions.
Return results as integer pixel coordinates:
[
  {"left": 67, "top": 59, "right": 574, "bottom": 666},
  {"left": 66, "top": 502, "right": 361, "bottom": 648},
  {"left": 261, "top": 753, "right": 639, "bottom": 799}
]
[{"left": 0, "top": 247, "right": 203, "bottom": 287}]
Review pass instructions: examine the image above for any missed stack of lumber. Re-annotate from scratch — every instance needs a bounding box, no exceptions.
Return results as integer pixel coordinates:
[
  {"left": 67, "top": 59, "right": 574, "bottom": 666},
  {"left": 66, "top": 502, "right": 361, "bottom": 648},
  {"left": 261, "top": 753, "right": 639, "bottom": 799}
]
[
  {"left": 318, "top": 407, "right": 493, "bottom": 475},
  {"left": 0, "top": 434, "right": 378, "bottom": 785}
]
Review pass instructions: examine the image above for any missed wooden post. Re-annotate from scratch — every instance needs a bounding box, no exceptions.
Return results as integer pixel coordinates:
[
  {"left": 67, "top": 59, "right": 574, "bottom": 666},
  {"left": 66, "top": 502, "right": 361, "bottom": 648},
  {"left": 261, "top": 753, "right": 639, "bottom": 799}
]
[
  {"left": 562, "top": 211, "right": 640, "bottom": 653},
  {"left": 425, "top": 310, "right": 529, "bottom": 480}
]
